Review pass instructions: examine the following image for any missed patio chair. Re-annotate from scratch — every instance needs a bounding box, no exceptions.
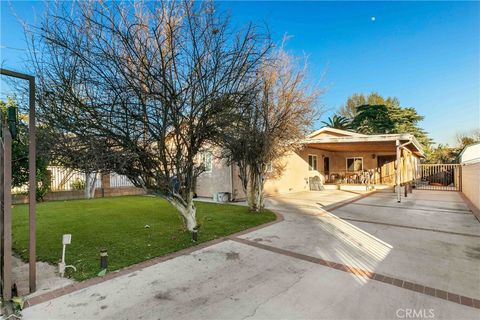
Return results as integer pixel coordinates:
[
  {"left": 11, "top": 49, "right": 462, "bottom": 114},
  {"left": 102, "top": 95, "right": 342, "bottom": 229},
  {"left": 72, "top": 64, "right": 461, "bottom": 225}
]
[{"left": 309, "top": 175, "right": 325, "bottom": 191}]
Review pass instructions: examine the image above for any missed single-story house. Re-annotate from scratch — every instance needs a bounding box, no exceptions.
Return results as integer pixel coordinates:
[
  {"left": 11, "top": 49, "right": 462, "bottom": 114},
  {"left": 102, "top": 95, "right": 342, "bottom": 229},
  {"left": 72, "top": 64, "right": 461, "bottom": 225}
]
[{"left": 195, "top": 127, "right": 424, "bottom": 200}]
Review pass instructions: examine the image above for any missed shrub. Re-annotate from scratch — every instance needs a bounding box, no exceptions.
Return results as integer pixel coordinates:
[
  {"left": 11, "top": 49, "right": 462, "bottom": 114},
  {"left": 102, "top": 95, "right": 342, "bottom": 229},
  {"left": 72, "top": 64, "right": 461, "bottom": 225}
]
[{"left": 71, "top": 178, "right": 86, "bottom": 190}]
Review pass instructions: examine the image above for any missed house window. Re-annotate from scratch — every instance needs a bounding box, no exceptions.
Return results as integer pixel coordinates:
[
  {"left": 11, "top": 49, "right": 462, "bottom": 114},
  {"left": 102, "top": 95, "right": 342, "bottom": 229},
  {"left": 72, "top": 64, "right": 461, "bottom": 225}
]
[
  {"left": 346, "top": 157, "right": 363, "bottom": 172},
  {"left": 308, "top": 155, "right": 317, "bottom": 171},
  {"left": 200, "top": 151, "right": 213, "bottom": 173}
]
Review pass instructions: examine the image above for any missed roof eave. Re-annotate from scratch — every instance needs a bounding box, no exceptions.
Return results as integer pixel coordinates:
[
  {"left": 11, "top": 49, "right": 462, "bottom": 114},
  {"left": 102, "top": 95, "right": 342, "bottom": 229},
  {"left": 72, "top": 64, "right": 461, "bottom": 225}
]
[{"left": 302, "top": 133, "right": 425, "bottom": 157}]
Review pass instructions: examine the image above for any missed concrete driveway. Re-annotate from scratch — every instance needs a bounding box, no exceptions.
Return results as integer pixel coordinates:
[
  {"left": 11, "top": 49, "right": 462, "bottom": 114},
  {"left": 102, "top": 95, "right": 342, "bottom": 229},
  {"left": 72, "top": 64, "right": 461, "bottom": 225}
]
[{"left": 23, "top": 190, "right": 480, "bottom": 319}]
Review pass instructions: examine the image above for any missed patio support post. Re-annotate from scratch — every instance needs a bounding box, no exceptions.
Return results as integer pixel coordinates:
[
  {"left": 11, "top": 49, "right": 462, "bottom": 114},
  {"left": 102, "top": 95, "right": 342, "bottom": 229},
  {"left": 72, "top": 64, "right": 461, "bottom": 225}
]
[
  {"left": 0, "top": 68, "right": 37, "bottom": 293},
  {"left": 396, "top": 139, "right": 414, "bottom": 203},
  {"left": 28, "top": 76, "right": 36, "bottom": 293},
  {"left": 2, "top": 127, "right": 12, "bottom": 300},
  {"left": 396, "top": 140, "right": 401, "bottom": 203}
]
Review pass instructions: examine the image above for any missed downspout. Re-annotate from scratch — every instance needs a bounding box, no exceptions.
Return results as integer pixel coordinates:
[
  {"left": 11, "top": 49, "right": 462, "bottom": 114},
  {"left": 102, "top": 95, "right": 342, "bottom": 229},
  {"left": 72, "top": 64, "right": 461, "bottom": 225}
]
[{"left": 396, "top": 138, "right": 413, "bottom": 203}]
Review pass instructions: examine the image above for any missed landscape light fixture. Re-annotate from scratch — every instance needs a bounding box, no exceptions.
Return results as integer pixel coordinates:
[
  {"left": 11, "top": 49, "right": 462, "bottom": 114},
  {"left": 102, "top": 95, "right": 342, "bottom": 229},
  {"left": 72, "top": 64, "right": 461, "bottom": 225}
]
[{"left": 100, "top": 249, "right": 108, "bottom": 269}]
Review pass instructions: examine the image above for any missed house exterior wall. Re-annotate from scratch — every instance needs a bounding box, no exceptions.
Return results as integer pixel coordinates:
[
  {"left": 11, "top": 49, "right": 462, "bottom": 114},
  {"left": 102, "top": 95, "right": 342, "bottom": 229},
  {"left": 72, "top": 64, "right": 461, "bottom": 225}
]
[
  {"left": 460, "top": 144, "right": 480, "bottom": 216},
  {"left": 461, "top": 162, "right": 480, "bottom": 215},
  {"left": 194, "top": 128, "right": 422, "bottom": 199},
  {"left": 327, "top": 151, "right": 390, "bottom": 172},
  {"left": 263, "top": 148, "right": 420, "bottom": 196},
  {"left": 195, "top": 148, "right": 232, "bottom": 198},
  {"left": 263, "top": 147, "right": 330, "bottom": 195}
]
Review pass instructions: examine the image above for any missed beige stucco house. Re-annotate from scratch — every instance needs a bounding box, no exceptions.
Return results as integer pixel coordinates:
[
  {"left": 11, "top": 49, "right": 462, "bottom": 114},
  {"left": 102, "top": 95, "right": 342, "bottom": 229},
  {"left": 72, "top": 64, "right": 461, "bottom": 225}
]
[{"left": 195, "top": 127, "right": 424, "bottom": 200}]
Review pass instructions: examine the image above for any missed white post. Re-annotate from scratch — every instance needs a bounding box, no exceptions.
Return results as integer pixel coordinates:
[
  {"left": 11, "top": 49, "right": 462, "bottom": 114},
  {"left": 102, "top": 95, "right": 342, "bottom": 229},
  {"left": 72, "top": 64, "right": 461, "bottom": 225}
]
[{"left": 396, "top": 140, "right": 401, "bottom": 203}]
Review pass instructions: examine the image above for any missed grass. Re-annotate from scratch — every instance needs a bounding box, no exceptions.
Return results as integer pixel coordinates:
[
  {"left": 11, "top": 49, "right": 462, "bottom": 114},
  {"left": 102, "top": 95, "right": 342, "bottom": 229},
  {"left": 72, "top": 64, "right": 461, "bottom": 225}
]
[{"left": 12, "top": 196, "right": 276, "bottom": 281}]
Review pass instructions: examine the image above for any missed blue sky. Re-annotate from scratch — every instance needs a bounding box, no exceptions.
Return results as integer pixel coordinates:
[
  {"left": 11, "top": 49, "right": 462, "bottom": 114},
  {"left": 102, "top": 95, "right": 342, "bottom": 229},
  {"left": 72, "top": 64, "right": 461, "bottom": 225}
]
[{"left": 1, "top": 1, "right": 479, "bottom": 145}]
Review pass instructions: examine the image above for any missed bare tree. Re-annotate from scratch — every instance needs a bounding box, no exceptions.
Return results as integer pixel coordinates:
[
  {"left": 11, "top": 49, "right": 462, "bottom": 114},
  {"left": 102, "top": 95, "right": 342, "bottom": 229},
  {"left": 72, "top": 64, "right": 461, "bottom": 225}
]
[
  {"left": 456, "top": 129, "right": 480, "bottom": 148},
  {"left": 222, "top": 47, "right": 321, "bottom": 211},
  {"left": 28, "top": 0, "right": 270, "bottom": 235}
]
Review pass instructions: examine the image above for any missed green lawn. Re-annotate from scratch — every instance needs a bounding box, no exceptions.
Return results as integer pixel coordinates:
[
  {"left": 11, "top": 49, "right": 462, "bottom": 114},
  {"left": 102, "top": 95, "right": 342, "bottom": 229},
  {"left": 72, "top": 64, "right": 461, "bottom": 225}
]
[{"left": 12, "top": 196, "right": 275, "bottom": 281}]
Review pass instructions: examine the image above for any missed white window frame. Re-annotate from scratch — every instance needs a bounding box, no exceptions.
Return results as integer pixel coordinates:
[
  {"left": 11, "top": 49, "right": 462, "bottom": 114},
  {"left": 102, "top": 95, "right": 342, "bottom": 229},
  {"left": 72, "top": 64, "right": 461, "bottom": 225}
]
[
  {"left": 200, "top": 151, "right": 213, "bottom": 173},
  {"left": 346, "top": 157, "right": 363, "bottom": 172},
  {"left": 308, "top": 154, "right": 318, "bottom": 171}
]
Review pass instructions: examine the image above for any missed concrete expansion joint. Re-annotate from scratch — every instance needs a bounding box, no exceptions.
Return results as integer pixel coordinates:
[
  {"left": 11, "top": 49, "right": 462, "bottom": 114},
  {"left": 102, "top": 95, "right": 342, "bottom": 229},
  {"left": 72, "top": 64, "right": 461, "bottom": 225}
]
[{"left": 230, "top": 237, "right": 480, "bottom": 310}]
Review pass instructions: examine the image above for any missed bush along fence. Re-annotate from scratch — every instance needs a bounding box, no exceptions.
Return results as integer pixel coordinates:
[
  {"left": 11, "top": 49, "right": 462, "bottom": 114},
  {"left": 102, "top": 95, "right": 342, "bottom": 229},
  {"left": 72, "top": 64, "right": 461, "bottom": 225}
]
[{"left": 12, "top": 167, "right": 145, "bottom": 203}]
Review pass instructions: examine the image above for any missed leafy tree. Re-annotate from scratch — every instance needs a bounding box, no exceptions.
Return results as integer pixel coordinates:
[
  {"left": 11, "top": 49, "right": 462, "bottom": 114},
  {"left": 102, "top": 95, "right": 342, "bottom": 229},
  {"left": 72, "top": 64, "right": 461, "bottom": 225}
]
[
  {"left": 321, "top": 115, "right": 351, "bottom": 130},
  {"left": 350, "top": 105, "right": 394, "bottom": 134},
  {"left": 0, "top": 97, "right": 51, "bottom": 201},
  {"left": 424, "top": 129, "right": 480, "bottom": 164},
  {"left": 338, "top": 92, "right": 387, "bottom": 120},
  {"left": 423, "top": 144, "right": 457, "bottom": 164},
  {"left": 338, "top": 93, "right": 431, "bottom": 147}
]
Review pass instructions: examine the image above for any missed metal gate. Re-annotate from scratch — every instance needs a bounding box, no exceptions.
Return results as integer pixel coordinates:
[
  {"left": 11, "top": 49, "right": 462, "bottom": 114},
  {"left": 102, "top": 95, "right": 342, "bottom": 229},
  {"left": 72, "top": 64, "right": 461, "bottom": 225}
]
[{"left": 415, "top": 164, "right": 461, "bottom": 191}]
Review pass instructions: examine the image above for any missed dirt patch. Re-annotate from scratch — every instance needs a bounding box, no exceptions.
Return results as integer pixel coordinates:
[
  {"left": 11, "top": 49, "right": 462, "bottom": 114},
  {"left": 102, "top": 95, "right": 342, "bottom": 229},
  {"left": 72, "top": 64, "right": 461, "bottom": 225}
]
[
  {"left": 226, "top": 252, "right": 240, "bottom": 260},
  {"left": 155, "top": 291, "right": 172, "bottom": 300},
  {"left": 12, "top": 256, "right": 75, "bottom": 297},
  {"left": 465, "top": 246, "right": 480, "bottom": 260},
  {"left": 101, "top": 305, "right": 108, "bottom": 310}
]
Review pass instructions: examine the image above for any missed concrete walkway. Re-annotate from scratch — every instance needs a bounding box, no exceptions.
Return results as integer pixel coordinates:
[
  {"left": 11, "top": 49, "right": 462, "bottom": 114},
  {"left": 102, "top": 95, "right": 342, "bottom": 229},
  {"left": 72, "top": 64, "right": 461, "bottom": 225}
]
[{"left": 23, "top": 190, "right": 480, "bottom": 319}]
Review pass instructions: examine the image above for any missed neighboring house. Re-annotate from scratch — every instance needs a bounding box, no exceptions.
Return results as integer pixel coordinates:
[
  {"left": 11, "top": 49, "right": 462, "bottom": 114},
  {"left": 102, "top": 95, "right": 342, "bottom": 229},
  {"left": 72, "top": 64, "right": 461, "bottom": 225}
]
[
  {"left": 459, "top": 143, "right": 480, "bottom": 217},
  {"left": 195, "top": 148, "right": 246, "bottom": 201},
  {"left": 195, "top": 127, "right": 424, "bottom": 199}
]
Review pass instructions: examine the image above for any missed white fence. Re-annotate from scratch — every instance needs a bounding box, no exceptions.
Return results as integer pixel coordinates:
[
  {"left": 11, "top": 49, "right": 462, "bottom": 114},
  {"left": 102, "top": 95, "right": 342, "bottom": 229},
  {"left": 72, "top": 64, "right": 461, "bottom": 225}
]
[
  {"left": 110, "top": 172, "right": 135, "bottom": 188},
  {"left": 12, "top": 167, "right": 134, "bottom": 194},
  {"left": 49, "top": 166, "right": 101, "bottom": 191}
]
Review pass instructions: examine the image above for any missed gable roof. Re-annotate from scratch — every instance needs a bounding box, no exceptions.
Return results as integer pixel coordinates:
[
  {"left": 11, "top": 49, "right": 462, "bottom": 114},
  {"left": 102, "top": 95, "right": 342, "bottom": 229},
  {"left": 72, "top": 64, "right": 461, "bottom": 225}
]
[{"left": 307, "top": 127, "right": 367, "bottom": 139}]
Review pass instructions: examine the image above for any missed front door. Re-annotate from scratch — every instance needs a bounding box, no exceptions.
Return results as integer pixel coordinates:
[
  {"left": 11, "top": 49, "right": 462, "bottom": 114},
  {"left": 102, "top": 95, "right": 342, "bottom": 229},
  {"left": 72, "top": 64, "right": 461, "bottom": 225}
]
[{"left": 377, "top": 155, "right": 396, "bottom": 184}]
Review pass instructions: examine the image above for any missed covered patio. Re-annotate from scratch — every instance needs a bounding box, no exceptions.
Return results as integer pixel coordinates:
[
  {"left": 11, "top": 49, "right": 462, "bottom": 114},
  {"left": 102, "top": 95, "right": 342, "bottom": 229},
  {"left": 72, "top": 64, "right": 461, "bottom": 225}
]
[{"left": 301, "top": 128, "right": 424, "bottom": 190}]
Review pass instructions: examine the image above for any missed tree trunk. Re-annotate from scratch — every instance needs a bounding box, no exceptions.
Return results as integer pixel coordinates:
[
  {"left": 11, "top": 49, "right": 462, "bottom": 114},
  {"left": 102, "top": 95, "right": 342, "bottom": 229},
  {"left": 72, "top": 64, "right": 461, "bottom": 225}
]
[
  {"left": 168, "top": 191, "right": 197, "bottom": 232},
  {"left": 238, "top": 160, "right": 248, "bottom": 198},
  {"left": 247, "top": 166, "right": 265, "bottom": 212},
  {"left": 85, "top": 172, "right": 97, "bottom": 199}
]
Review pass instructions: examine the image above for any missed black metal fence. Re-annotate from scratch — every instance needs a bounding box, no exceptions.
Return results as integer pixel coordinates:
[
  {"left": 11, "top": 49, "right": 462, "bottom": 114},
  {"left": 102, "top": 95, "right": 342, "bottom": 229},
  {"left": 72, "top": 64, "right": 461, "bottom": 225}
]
[{"left": 415, "top": 164, "right": 461, "bottom": 191}]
